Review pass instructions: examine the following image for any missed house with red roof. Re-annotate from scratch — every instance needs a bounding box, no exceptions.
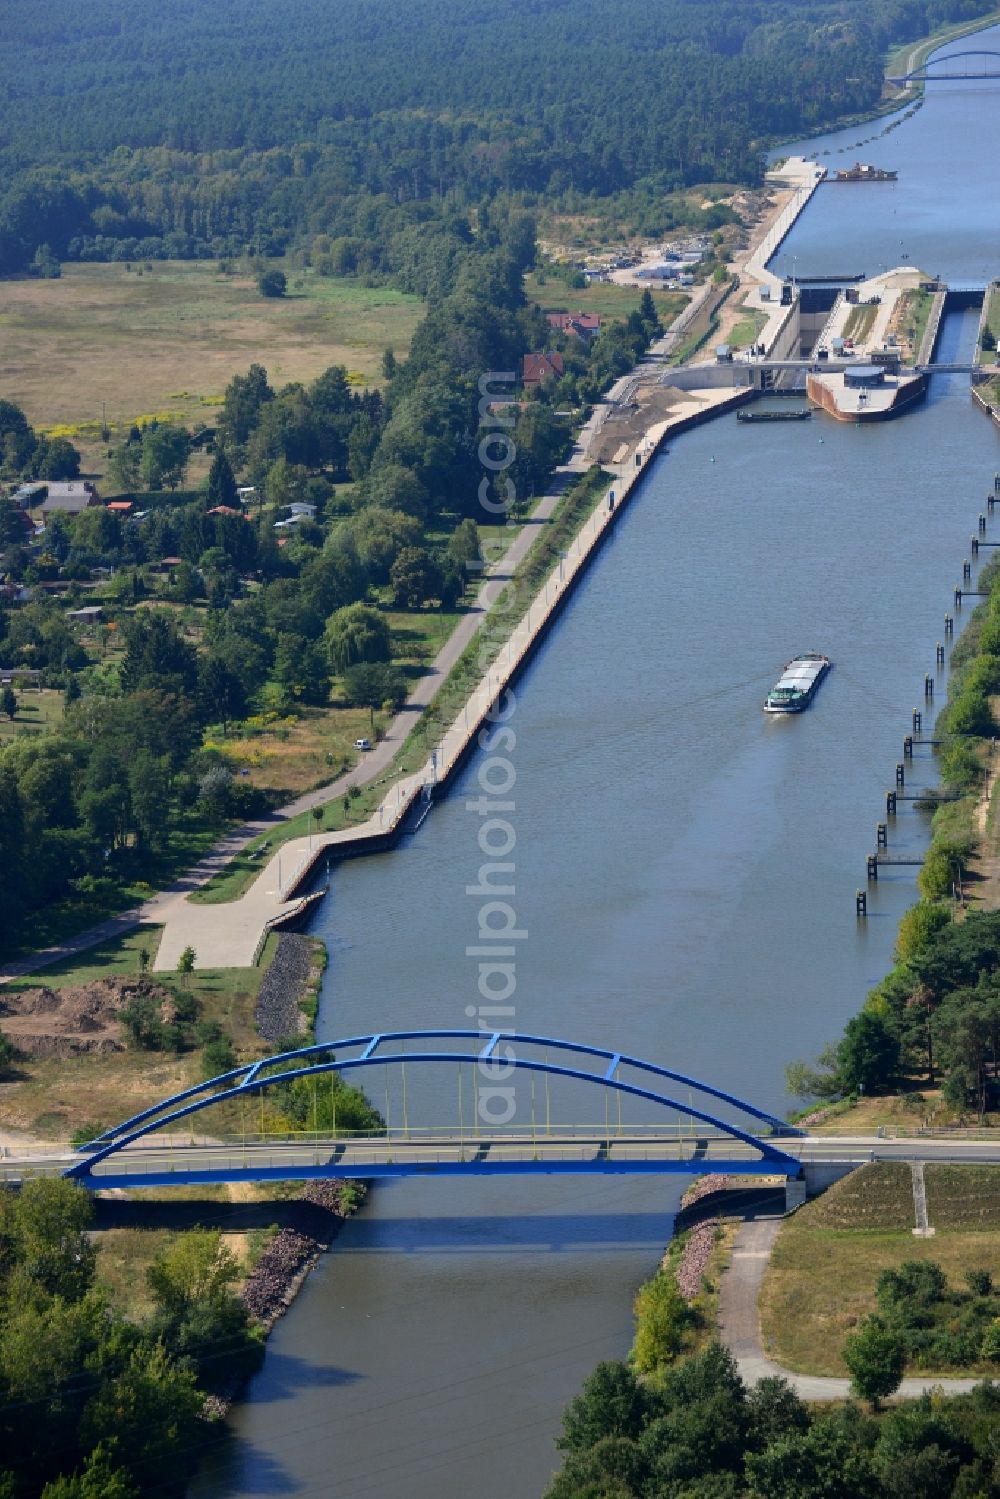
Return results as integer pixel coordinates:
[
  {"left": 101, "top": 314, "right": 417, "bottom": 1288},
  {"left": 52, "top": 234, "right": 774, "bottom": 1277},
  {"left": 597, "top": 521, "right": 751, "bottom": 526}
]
[
  {"left": 545, "top": 312, "right": 602, "bottom": 340},
  {"left": 522, "top": 352, "right": 565, "bottom": 387}
]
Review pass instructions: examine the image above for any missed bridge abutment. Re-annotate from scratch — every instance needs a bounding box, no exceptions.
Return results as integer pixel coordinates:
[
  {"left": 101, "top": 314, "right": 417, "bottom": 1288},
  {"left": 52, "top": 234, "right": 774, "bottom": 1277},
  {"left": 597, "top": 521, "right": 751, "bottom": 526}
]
[
  {"left": 801, "top": 1159, "right": 862, "bottom": 1198},
  {"left": 784, "top": 1176, "right": 807, "bottom": 1211}
]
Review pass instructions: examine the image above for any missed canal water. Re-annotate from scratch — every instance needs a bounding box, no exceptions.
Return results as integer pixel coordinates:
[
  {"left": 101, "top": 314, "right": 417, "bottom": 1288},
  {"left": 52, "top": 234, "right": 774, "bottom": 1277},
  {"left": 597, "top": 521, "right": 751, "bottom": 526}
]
[
  {"left": 772, "top": 22, "right": 1000, "bottom": 285},
  {"left": 194, "top": 39, "right": 1000, "bottom": 1499}
]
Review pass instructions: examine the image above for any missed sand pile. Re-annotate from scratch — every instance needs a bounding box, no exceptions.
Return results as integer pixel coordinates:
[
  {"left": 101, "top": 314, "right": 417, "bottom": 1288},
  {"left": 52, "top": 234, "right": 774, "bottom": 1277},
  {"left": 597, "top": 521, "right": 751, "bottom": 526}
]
[{"left": 0, "top": 977, "right": 174, "bottom": 1057}]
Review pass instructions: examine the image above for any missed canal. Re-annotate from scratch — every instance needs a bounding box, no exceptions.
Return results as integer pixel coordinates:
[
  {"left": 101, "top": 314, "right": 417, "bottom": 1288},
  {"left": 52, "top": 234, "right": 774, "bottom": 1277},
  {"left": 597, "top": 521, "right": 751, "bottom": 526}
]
[{"left": 194, "top": 36, "right": 1000, "bottom": 1499}]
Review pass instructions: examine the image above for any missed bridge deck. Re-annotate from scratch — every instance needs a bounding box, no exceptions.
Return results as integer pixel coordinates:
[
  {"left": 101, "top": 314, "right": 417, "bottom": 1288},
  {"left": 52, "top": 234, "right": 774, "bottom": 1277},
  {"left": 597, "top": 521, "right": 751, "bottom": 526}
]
[{"left": 9, "top": 1132, "right": 1000, "bottom": 1188}]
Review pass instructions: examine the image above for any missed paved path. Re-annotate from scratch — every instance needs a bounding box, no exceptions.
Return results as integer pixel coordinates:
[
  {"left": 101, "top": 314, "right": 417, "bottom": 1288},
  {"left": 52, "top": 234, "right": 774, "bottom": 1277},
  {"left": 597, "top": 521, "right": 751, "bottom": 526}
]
[{"left": 719, "top": 1215, "right": 981, "bottom": 1398}]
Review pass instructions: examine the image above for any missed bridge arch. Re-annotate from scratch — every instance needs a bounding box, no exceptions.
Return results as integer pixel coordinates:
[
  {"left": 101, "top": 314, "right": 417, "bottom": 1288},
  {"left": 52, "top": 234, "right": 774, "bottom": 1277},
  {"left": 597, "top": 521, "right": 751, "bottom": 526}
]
[
  {"left": 67, "top": 1031, "right": 800, "bottom": 1183},
  {"left": 895, "top": 48, "right": 1000, "bottom": 81}
]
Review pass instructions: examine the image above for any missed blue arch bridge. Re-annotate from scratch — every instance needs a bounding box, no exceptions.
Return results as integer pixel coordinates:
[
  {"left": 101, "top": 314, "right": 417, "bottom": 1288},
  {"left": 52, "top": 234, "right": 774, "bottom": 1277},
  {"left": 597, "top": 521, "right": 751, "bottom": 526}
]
[
  {"left": 5, "top": 1030, "right": 1000, "bottom": 1194},
  {"left": 888, "top": 49, "right": 1000, "bottom": 83},
  {"left": 39, "top": 1030, "right": 819, "bottom": 1190}
]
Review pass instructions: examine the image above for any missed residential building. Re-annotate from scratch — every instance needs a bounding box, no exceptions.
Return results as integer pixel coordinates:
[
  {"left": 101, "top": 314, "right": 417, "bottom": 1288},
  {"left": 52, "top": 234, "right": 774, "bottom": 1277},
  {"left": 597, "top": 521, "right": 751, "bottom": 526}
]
[
  {"left": 37, "top": 481, "right": 101, "bottom": 517},
  {"left": 522, "top": 352, "right": 565, "bottom": 386}
]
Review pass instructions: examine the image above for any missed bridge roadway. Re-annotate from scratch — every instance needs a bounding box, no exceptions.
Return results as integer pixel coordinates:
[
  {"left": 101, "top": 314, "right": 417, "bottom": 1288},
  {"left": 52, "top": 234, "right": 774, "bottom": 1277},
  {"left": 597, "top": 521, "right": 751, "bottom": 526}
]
[
  {"left": 8, "top": 1132, "right": 1000, "bottom": 1189},
  {"left": 715, "top": 357, "right": 983, "bottom": 375}
]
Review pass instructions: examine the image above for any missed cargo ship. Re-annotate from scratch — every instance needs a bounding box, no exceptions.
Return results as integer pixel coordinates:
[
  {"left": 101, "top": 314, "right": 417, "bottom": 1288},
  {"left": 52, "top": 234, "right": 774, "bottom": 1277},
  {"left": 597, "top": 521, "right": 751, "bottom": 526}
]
[
  {"left": 834, "top": 163, "right": 897, "bottom": 182},
  {"left": 764, "top": 654, "right": 831, "bottom": 713}
]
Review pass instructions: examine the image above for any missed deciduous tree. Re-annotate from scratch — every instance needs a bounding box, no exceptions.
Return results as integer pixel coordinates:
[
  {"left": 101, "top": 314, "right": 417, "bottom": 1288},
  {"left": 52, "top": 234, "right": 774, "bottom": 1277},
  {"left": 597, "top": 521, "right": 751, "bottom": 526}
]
[{"left": 843, "top": 1315, "right": 905, "bottom": 1408}]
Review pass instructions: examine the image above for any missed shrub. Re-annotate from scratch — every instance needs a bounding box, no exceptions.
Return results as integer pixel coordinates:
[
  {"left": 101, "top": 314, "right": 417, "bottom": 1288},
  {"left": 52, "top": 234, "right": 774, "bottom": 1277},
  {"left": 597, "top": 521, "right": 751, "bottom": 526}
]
[
  {"left": 201, "top": 1034, "right": 237, "bottom": 1079},
  {"left": 257, "top": 269, "right": 287, "bottom": 298},
  {"left": 632, "top": 1267, "right": 695, "bottom": 1373}
]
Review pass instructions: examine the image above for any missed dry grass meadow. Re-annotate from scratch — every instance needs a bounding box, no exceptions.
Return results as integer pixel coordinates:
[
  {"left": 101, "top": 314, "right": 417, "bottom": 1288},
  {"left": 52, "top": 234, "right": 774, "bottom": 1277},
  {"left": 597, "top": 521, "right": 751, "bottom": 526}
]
[
  {"left": 759, "top": 1163, "right": 1000, "bottom": 1376},
  {"left": 0, "top": 262, "right": 423, "bottom": 465}
]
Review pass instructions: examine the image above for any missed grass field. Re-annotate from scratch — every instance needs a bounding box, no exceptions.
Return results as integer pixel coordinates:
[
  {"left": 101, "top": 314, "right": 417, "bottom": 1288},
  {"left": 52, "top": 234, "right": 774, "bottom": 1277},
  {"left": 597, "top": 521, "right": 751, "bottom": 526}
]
[
  {"left": 0, "top": 262, "right": 423, "bottom": 469},
  {"left": 982, "top": 282, "right": 1000, "bottom": 355},
  {"left": 892, "top": 286, "right": 935, "bottom": 362},
  {"left": 523, "top": 273, "right": 687, "bottom": 325},
  {"left": 0, "top": 688, "right": 64, "bottom": 742},
  {"left": 726, "top": 305, "right": 769, "bottom": 351},
  {"left": 0, "top": 1046, "right": 198, "bottom": 1141},
  {"left": 203, "top": 605, "right": 464, "bottom": 802},
  {"left": 925, "top": 1164, "right": 1000, "bottom": 1227},
  {"left": 808, "top": 1086, "right": 943, "bottom": 1134},
  {"left": 843, "top": 302, "right": 878, "bottom": 343},
  {"left": 760, "top": 1163, "right": 1000, "bottom": 1377}
]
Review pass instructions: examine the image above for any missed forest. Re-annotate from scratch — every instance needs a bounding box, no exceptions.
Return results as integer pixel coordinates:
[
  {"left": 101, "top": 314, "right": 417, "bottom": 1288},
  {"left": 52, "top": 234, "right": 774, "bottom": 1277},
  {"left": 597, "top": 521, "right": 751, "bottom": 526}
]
[
  {"left": 546, "top": 1343, "right": 1000, "bottom": 1498},
  {"left": 0, "top": 0, "right": 993, "bottom": 277}
]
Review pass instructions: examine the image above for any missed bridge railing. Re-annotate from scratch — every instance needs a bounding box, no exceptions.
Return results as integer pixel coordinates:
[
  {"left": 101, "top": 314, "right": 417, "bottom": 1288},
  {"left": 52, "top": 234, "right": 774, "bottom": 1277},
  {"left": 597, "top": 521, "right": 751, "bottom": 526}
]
[
  {"left": 75, "top": 1138, "right": 783, "bottom": 1182},
  {"left": 76, "top": 1121, "right": 770, "bottom": 1151},
  {"left": 873, "top": 1124, "right": 1000, "bottom": 1140}
]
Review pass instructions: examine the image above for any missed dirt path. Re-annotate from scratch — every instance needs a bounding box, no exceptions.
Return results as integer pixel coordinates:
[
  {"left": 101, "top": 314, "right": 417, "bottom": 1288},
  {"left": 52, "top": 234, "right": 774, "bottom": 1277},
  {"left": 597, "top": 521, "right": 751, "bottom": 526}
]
[
  {"left": 964, "top": 740, "right": 1000, "bottom": 909},
  {"left": 719, "top": 1216, "right": 982, "bottom": 1398}
]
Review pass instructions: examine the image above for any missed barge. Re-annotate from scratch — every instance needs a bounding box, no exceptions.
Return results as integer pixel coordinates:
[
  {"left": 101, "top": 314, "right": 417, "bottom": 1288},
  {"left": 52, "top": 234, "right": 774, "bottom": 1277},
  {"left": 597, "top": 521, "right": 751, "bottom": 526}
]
[
  {"left": 764, "top": 654, "right": 831, "bottom": 714},
  {"left": 737, "top": 409, "right": 811, "bottom": 423},
  {"left": 834, "top": 163, "right": 897, "bottom": 182}
]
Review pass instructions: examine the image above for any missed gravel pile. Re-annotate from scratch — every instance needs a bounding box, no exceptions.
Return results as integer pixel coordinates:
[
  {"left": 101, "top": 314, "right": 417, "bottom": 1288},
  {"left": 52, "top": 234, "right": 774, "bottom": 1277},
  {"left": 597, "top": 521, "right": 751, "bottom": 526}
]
[
  {"left": 241, "top": 1229, "right": 316, "bottom": 1325},
  {"left": 679, "top": 1175, "right": 731, "bottom": 1211},
  {"left": 240, "top": 1179, "right": 358, "bottom": 1330},
  {"left": 676, "top": 1218, "right": 720, "bottom": 1302},
  {"left": 255, "top": 933, "right": 315, "bottom": 1042},
  {"left": 795, "top": 1105, "right": 835, "bottom": 1129}
]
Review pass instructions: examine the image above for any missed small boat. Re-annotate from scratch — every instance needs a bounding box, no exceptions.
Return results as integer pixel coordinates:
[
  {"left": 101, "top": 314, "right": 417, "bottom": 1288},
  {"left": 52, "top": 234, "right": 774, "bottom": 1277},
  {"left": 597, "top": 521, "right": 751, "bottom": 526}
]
[{"left": 764, "top": 654, "right": 831, "bottom": 714}]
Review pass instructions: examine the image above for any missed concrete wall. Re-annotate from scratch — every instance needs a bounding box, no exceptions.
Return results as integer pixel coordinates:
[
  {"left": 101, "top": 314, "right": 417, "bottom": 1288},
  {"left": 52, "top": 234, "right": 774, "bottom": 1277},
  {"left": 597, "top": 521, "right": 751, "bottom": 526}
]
[
  {"left": 917, "top": 290, "right": 947, "bottom": 365},
  {"left": 662, "top": 364, "right": 754, "bottom": 391},
  {"left": 767, "top": 300, "right": 802, "bottom": 362},
  {"left": 798, "top": 308, "right": 830, "bottom": 356},
  {"left": 802, "top": 1159, "right": 862, "bottom": 1196},
  {"left": 972, "top": 284, "right": 996, "bottom": 363}
]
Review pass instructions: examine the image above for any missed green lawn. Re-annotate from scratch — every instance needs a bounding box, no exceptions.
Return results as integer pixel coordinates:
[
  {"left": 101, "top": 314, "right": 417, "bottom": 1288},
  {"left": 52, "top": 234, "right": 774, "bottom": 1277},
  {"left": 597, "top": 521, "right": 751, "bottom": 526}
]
[
  {"left": 524, "top": 273, "right": 687, "bottom": 326},
  {"left": 0, "top": 929, "right": 161, "bottom": 993},
  {"left": 982, "top": 283, "right": 1000, "bottom": 356},
  {"left": 894, "top": 287, "right": 935, "bottom": 362},
  {"left": 727, "top": 306, "right": 769, "bottom": 351},
  {"left": 0, "top": 688, "right": 64, "bottom": 742}
]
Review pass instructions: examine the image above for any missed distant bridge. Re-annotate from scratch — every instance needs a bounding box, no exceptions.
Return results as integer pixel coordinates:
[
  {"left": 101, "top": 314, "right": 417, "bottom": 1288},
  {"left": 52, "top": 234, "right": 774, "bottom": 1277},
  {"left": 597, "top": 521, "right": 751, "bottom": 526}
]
[{"left": 888, "top": 49, "right": 1000, "bottom": 84}]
